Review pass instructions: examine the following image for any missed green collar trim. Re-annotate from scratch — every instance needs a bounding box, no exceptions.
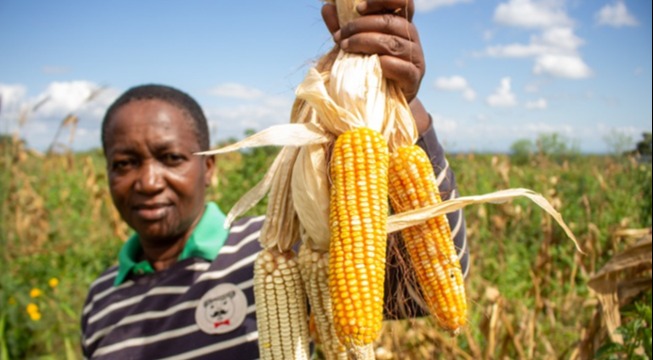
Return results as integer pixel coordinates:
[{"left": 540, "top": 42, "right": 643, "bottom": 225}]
[{"left": 113, "top": 202, "right": 228, "bottom": 286}]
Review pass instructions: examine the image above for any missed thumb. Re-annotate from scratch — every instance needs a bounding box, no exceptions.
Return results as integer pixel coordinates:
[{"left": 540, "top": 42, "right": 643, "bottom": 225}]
[{"left": 321, "top": 3, "right": 340, "bottom": 36}]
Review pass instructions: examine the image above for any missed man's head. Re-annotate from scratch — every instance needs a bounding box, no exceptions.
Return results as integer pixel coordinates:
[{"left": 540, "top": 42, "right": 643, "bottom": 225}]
[{"left": 102, "top": 84, "right": 214, "bottom": 246}]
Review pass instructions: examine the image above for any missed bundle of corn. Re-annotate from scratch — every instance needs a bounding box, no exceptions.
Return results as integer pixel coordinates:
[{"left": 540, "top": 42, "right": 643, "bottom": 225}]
[{"left": 198, "top": 1, "right": 582, "bottom": 358}]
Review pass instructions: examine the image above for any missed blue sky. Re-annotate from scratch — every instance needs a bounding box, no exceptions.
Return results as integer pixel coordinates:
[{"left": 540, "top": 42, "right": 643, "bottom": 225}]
[{"left": 1, "top": 0, "right": 651, "bottom": 153}]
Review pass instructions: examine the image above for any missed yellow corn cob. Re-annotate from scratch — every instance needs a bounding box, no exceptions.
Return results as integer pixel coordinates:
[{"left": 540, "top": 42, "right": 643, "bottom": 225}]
[
  {"left": 254, "top": 248, "right": 310, "bottom": 360},
  {"left": 328, "top": 127, "right": 389, "bottom": 351},
  {"left": 388, "top": 145, "right": 467, "bottom": 332},
  {"left": 298, "top": 242, "right": 348, "bottom": 360}
]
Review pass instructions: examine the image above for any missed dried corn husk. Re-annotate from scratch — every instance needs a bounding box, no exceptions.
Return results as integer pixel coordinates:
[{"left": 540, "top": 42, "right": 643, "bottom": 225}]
[{"left": 292, "top": 144, "right": 331, "bottom": 251}]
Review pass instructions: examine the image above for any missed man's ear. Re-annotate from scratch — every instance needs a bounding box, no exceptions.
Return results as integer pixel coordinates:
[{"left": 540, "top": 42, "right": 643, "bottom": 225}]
[{"left": 204, "top": 155, "right": 216, "bottom": 187}]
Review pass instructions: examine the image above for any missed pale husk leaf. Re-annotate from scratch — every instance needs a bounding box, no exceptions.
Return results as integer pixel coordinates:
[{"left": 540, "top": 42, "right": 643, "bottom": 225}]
[
  {"left": 260, "top": 147, "right": 301, "bottom": 251},
  {"left": 292, "top": 143, "right": 332, "bottom": 252},
  {"left": 196, "top": 123, "right": 328, "bottom": 156},
  {"left": 329, "top": 50, "right": 387, "bottom": 133},
  {"left": 387, "top": 188, "right": 583, "bottom": 253},
  {"left": 221, "top": 146, "right": 288, "bottom": 228}
]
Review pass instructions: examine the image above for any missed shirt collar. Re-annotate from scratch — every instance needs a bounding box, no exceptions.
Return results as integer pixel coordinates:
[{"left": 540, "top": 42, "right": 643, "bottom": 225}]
[{"left": 114, "top": 202, "right": 229, "bottom": 286}]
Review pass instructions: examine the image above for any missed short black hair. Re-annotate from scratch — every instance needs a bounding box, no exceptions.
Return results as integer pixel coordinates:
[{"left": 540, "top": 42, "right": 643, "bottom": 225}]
[{"left": 101, "top": 84, "right": 210, "bottom": 152}]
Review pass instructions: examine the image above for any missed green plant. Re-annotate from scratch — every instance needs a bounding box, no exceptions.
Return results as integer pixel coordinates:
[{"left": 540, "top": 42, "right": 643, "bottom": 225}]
[
  {"left": 635, "top": 132, "right": 652, "bottom": 158},
  {"left": 636, "top": 164, "right": 652, "bottom": 227},
  {"left": 596, "top": 291, "right": 652, "bottom": 360},
  {"left": 535, "top": 132, "right": 580, "bottom": 162},
  {"left": 509, "top": 138, "right": 534, "bottom": 165},
  {"left": 603, "top": 130, "right": 634, "bottom": 157}
]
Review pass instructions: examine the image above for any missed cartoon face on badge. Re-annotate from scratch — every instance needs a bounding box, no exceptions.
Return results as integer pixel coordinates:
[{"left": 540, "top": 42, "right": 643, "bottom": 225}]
[
  {"left": 203, "top": 290, "right": 235, "bottom": 328},
  {"left": 196, "top": 283, "right": 247, "bottom": 335}
]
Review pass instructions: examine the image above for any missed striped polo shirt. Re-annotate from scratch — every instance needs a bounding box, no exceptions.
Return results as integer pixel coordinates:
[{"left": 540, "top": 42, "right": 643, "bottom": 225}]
[
  {"left": 81, "top": 206, "right": 265, "bottom": 359},
  {"left": 81, "top": 120, "right": 469, "bottom": 359}
]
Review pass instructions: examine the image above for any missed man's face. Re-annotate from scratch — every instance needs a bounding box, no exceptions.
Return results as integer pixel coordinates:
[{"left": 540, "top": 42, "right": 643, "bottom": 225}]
[{"left": 104, "top": 99, "right": 214, "bottom": 244}]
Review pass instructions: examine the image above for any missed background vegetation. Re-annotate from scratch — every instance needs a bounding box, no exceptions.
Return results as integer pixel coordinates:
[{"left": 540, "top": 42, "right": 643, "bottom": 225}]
[{"left": 1, "top": 129, "right": 651, "bottom": 359}]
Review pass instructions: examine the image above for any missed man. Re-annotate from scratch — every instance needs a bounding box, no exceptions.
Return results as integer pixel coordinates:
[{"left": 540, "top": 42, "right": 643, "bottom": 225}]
[{"left": 81, "top": 1, "right": 468, "bottom": 358}]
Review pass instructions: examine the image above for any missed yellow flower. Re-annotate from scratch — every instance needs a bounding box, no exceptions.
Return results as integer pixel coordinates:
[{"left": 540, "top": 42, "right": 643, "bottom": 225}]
[
  {"left": 48, "top": 277, "right": 59, "bottom": 288},
  {"left": 26, "top": 303, "right": 39, "bottom": 315},
  {"left": 30, "top": 288, "right": 42, "bottom": 298},
  {"left": 26, "top": 303, "right": 41, "bottom": 321},
  {"left": 29, "top": 311, "right": 42, "bottom": 321}
]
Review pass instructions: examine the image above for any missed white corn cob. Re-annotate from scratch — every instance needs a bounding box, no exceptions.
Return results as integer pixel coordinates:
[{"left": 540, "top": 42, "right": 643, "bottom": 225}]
[
  {"left": 254, "top": 248, "right": 310, "bottom": 360},
  {"left": 298, "top": 241, "right": 349, "bottom": 360}
]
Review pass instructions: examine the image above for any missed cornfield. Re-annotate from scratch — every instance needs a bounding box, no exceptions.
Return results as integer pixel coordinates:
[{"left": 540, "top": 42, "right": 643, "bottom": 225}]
[{"left": 1, "top": 133, "right": 651, "bottom": 359}]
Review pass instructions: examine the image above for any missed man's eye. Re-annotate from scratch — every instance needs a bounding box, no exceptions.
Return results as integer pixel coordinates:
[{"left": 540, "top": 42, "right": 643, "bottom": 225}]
[
  {"left": 163, "top": 153, "right": 184, "bottom": 164},
  {"left": 112, "top": 160, "right": 133, "bottom": 170}
]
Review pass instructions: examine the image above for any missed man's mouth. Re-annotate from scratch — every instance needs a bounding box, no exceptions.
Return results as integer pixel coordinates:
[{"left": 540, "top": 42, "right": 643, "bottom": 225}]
[{"left": 132, "top": 203, "right": 171, "bottom": 221}]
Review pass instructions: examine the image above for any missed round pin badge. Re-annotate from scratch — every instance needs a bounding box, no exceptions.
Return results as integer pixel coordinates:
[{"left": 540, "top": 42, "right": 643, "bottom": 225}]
[{"left": 195, "top": 283, "right": 248, "bottom": 335}]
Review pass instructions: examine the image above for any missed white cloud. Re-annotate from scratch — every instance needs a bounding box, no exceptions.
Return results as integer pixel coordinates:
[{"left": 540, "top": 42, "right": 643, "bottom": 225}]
[
  {"left": 482, "top": 1, "right": 592, "bottom": 80},
  {"left": 595, "top": 1, "right": 639, "bottom": 27},
  {"left": 398, "top": 111, "right": 632, "bottom": 153},
  {"left": 483, "top": 27, "right": 582, "bottom": 58},
  {"left": 36, "top": 81, "right": 106, "bottom": 117},
  {"left": 1, "top": 81, "right": 110, "bottom": 125},
  {"left": 434, "top": 76, "right": 477, "bottom": 101},
  {"left": 462, "top": 89, "right": 477, "bottom": 101},
  {"left": 205, "top": 94, "right": 293, "bottom": 141},
  {"left": 1, "top": 81, "right": 117, "bottom": 151},
  {"left": 525, "top": 98, "right": 548, "bottom": 109},
  {"left": 4, "top": 80, "right": 293, "bottom": 150},
  {"left": 486, "top": 77, "right": 517, "bottom": 107},
  {"left": 539, "top": 27, "right": 584, "bottom": 50},
  {"left": 494, "top": 0, "right": 572, "bottom": 29},
  {"left": 431, "top": 113, "right": 459, "bottom": 133},
  {"left": 429, "top": 113, "right": 459, "bottom": 149},
  {"left": 209, "top": 83, "right": 264, "bottom": 100},
  {"left": 0, "top": 84, "right": 27, "bottom": 112},
  {"left": 534, "top": 54, "right": 592, "bottom": 79},
  {"left": 476, "top": 113, "right": 488, "bottom": 121},
  {"left": 485, "top": 42, "right": 548, "bottom": 58},
  {"left": 415, "top": 0, "right": 472, "bottom": 12},
  {"left": 435, "top": 76, "right": 467, "bottom": 91},
  {"left": 483, "top": 27, "right": 590, "bottom": 79},
  {"left": 522, "top": 121, "right": 573, "bottom": 135}
]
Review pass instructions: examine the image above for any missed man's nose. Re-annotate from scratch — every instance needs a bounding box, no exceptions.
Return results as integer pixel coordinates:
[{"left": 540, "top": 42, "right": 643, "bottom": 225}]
[{"left": 135, "top": 161, "right": 164, "bottom": 193}]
